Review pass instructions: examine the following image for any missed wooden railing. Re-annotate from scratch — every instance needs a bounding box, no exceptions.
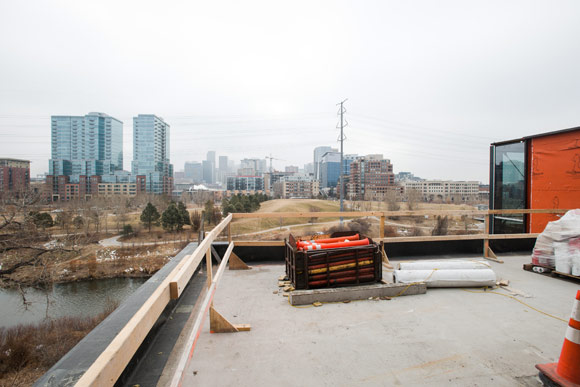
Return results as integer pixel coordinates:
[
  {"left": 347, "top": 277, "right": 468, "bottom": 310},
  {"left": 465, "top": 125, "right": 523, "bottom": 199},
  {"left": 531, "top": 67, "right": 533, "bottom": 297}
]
[{"left": 73, "top": 208, "right": 567, "bottom": 386}]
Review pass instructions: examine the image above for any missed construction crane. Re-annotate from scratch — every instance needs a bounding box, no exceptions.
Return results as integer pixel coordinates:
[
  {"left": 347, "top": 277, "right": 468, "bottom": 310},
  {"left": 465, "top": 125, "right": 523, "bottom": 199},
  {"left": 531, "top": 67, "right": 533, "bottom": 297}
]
[{"left": 265, "top": 154, "right": 284, "bottom": 173}]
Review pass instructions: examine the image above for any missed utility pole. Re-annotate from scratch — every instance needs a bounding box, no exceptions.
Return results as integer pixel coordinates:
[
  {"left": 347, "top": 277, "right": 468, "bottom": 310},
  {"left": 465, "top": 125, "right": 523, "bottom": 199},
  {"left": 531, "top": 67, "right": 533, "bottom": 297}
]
[{"left": 337, "top": 99, "right": 348, "bottom": 224}]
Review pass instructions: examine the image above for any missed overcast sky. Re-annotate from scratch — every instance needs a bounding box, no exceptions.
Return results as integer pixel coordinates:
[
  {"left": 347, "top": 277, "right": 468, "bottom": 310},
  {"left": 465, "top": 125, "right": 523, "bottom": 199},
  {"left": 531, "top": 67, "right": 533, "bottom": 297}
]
[{"left": 1, "top": 1, "right": 580, "bottom": 183}]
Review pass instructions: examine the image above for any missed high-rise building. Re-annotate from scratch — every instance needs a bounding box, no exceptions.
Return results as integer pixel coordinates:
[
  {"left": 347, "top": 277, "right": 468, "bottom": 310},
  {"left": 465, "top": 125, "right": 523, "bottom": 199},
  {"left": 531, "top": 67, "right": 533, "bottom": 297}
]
[
  {"left": 347, "top": 155, "right": 394, "bottom": 200},
  {"left": 218, "top": 155, "right": 229, "bottom": 185},
  {"left": 218, "top": 156, "right": 228, "bottom": 172},
  {"left": 131, "top": 114, "right": 173, "bottom": 195},
  {"left": 313, "top": 146, "right": 337, "bottom": 181},
  {"left": 203, "top": 151, "right": 216, "bottom": 184},
  {"left": 184, "top": 161, "right": 203, "bottom": 183},
  {"left": 202, "top": 160, "right": 214, "bottom": 184},
  {"left": 0, "top": 158, "right": 30, "bottom": 196},
  {"left": 49, "top": 112, "right": 123, "bottom": 180},
  {"left": 319, "top": 151, "right": 341, "bottom": 189}
]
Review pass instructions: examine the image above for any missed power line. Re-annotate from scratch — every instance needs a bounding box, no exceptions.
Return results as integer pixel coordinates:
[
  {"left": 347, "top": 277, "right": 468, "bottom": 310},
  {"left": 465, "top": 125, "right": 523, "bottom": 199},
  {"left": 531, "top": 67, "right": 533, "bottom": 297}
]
[{"left": 336, "top": 99, "right": 347, "bottom": 221}]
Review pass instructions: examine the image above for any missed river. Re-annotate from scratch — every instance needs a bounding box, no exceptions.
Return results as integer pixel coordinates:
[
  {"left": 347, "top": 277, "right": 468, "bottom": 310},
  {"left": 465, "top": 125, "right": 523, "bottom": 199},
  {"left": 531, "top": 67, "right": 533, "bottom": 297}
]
[{"left": 0, "top": 277, "right": 148, "bottom": 328}]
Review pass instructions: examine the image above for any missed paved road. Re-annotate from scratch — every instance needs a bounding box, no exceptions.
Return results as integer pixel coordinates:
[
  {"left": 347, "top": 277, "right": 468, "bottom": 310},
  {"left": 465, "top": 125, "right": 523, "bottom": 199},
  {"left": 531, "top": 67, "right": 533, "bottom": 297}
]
[{"left": 98, "top": 235, "right": 188, "bottom": 248}]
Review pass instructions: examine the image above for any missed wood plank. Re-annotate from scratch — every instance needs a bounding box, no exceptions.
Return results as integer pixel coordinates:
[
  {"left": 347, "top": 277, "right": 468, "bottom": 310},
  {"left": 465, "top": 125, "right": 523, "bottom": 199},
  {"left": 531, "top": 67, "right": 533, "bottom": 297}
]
[
  {"left": 488, "top": 208, "right": 568, "bottom": 215},
  {"left": 211, "top": 245, "right": 222, "bottom": 264},
  {"left": 488, "top": 233, "right": 540, "bottom": 240},
  {"left": 229, "top": 251, "right": 251, "bottom": 270},
  {"left": 230, "top": 209, "right": 567, "bottom": 220},
  {"left": 169, "top": 214, "right": 232, "bottom": 299},
  {"left": 289, "top": 283, "right": 427, "bottom": 305},
  {"left": 169, "top": 242, "right": 237, "bottom": 387},
  {"left": 379, "top": 215, "right": 385, "bottom": 239},
  {"left": 380, "top": 233, "right": 539, "bottom": 243},
  {"left": 231, "top": 211, "right": 382, "bottom": 219}
]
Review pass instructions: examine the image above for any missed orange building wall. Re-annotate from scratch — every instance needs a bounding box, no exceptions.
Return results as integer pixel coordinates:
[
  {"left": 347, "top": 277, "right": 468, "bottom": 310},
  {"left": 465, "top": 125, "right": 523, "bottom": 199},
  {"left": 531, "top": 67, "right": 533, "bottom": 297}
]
[{"left": 528, "top": 130, "right": 580, "bottom": 232}]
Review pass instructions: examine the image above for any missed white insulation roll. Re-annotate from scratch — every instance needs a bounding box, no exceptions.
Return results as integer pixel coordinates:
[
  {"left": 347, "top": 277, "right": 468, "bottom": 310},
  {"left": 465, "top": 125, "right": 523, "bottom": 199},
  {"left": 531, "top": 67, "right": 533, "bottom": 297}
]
[
  {"left": 394, "top": 269, "right": 496, "bottom": 288},
  {"left": 398, "top": 261, "right": 491, "bottom": 271}
]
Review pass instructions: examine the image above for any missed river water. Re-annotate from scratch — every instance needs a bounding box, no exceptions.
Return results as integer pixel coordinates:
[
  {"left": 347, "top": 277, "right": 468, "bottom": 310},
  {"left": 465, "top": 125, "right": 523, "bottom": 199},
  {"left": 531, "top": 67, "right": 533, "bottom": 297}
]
[{"left": 0, "top": 277, "right": 148, "bottom": 328}]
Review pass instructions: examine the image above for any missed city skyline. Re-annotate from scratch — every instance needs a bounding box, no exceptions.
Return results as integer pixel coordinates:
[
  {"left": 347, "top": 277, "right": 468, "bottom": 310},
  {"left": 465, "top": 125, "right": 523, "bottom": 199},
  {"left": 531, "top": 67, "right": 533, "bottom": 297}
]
[{"left": 3, "top": 1, "right": 580, "bottom": 183}]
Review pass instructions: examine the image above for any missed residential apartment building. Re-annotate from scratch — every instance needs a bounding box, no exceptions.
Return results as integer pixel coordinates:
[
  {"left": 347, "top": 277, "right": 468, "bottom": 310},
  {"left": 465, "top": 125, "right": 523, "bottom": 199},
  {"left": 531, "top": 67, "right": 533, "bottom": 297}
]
[
  {"left": 49, "top": 112, "right": 123, "bottom": 179},
  {"left": 401, "top": 180, "right": 480, "bottom": 202},
  {"left": 131, "top": 114, "right": 173, "bottom": 195},
  {"left": 226, "top": 176, "right": 265, "bottom": 191},
  {"left": 347, "top": 155, "right": 394, "bottom": 200},
  {"left": 97, "top": 182, "right": 140, "bottom": 196},
  {"left": 47, "top": 112, "right": 124, "bottom": 201},
  {"left": 0, "top": 158, "right": 30, "bottom": 196},
  {"left": 273, "top": 175, "right": 319, "bottom": 199}
]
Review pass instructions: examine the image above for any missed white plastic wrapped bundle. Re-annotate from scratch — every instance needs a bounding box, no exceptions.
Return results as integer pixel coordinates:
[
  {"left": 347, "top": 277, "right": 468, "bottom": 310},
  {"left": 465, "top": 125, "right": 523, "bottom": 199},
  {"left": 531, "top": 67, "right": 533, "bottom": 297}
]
[
  {"left": 398, "top": 261, "right": 491, "bottom": 271},
  {"left": 394, "top": 269, "right": 497, "bottom": 288},
  {"left": 571, "top": 237, "right": 580, "bottom": 276},
  {"left": 531, "top": 209, "right": 580, "bottom": 269},
  {"left": 554, "top": 242, "right": 571, "bottom": 274}
]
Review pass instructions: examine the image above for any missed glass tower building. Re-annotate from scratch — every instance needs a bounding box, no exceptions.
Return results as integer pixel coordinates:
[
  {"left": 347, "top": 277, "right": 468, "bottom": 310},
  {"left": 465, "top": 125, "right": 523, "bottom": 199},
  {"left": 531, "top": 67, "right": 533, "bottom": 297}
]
[
  {"left": 131, "top": 114, "right": 173, "bottom": 195},
  {"left": 49, "top": 112, "right": 123, "bottom": 182}
]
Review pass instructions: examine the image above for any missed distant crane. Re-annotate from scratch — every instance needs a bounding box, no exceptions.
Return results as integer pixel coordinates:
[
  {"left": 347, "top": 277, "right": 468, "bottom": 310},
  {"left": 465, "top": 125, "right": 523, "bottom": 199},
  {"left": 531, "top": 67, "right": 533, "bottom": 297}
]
[{"left": 265, "top": 154, "right": 285, "bottom": 173}]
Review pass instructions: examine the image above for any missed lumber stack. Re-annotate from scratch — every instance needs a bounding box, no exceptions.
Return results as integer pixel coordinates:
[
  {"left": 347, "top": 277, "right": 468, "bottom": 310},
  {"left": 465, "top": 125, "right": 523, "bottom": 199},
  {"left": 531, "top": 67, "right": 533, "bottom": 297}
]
[{"left": 285, "top": 232, "right": 382, "bottom": 290}]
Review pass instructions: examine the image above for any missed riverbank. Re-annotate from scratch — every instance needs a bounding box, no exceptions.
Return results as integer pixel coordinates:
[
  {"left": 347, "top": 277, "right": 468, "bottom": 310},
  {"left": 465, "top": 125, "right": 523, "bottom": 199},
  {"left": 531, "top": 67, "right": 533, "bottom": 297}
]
[
  {"left": 0, "top": 242, "right": 188, "bottom": 289},
  {"left": 0, "top": 302, "right": 117, "bottom": 386}
]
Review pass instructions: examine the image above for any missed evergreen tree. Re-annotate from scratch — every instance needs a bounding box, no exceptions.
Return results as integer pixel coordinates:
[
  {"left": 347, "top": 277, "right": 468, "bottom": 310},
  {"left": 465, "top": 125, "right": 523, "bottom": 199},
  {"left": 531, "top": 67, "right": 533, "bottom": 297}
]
[
  {"left": 177, "top": 201, "right": 191, "bottom": 226},
  {"left": 161, "top": 202, "right": 181, "bottom": 232},
  {"left": 203, "top": 200, "right": 215, "bottom": 224},
  {"left": 140, "top": 202, "right": 160, "bottom": 232}
]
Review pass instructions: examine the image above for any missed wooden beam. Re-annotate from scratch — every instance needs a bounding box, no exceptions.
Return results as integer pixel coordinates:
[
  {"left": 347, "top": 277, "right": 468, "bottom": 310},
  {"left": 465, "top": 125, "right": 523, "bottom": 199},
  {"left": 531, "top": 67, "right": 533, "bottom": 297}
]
[
  {"left": 211, "top": 245, "right": 222, "bottom": 265},
  {"left": 205, "top": 248, "right": 212, "bottom": 289},
  {"left": 379, "top": 215, "right": 385, "bottom": 239},
  {"left": 76, "top": 247, "right": 198, "bottom": 386},
  {"left": 487, "top": 233, "right": 540, "bottom": 240},
  {"left": 229, "top": 251, "right": 251, "bottom": 270},
  {"left": 231, "top": 211, "right": 382, "bottom": 219},
  {"left": 209, "top": 306, "right": 251, "bottom": 333},
  {"left": 381, "top": 244, "right": 393, "bottom": 269},
  {"left": 379, "top": 233, "right": 539, "bottom": 243},
  {"left": 169, "top": 214, "right": 232, "bottom": 300},
  {"left": 484, "top": 246, "right": 503, "bottom": 263},
  {"left": 487, "top": 208, "right": 568, "bottom": 215},
  {"left": 229, "top": 208, "right": 568, "bottom": 220},
  {"left": 169, "top": 242, "right": 244, "bottom": 387}
]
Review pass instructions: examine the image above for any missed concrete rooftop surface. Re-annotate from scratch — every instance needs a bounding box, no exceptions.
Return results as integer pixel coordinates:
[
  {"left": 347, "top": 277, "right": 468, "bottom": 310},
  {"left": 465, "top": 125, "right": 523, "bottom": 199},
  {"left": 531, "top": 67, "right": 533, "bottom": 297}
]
[{"left": 176, "top": 256, "right": 579, "bottom": 386}]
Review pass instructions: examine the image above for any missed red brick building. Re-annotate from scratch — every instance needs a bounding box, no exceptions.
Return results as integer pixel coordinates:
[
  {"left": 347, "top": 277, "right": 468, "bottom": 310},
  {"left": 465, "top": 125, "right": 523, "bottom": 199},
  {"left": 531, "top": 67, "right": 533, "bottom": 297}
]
[
  {"left": 0, "top": 158, "right": 30, "bottom": 196},
  {"left": 347, "top": 155, "right": 395, "bottom": 200}
]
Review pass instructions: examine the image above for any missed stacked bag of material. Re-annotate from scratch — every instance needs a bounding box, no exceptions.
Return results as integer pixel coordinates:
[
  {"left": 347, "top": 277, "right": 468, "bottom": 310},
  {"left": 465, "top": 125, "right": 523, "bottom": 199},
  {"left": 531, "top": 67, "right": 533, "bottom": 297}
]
[
  {"left": 394, "top": 260, "right": 497, "bottom": 288},
  {"left": 531, "top": 209, "right": 580, "bottom": 275}
]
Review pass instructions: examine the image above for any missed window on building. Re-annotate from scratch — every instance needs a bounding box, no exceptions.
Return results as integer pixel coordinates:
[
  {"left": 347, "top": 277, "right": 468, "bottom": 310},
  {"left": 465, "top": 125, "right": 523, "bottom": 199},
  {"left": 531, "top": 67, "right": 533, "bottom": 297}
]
[{"left": 491, "top": 141, "right": 526, "bottom": 234}]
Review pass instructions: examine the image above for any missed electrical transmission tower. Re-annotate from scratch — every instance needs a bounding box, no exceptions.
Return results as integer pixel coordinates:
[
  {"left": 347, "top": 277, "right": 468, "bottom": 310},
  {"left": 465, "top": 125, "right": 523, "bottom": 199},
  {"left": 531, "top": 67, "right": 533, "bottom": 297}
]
[{"left": 337, "top": 99, "right": 348, "bottom": 223}]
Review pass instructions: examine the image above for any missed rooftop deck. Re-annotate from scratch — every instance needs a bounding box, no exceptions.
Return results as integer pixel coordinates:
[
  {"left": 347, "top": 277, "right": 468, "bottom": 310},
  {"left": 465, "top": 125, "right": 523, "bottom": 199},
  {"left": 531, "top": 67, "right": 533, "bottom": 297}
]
[{"left": 172, "top": 255, "right": 577, "bottom": 386}]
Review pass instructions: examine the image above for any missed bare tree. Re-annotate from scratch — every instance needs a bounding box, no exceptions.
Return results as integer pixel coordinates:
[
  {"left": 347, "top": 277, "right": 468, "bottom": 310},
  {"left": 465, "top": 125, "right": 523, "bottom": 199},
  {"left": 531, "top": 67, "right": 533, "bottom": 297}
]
[
  {"left": 0, "top": 191, "right": 73, "bottom": 287},
  {"left": 406, "top": 188, "right": 422, "bottom": 211}
]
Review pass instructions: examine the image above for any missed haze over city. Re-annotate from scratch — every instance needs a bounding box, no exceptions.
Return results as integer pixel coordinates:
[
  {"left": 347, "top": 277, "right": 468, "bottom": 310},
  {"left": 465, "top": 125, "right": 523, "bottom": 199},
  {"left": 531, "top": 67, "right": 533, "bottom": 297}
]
[{"left": 2, "top": 1, "right": 580, "bottom": 182}]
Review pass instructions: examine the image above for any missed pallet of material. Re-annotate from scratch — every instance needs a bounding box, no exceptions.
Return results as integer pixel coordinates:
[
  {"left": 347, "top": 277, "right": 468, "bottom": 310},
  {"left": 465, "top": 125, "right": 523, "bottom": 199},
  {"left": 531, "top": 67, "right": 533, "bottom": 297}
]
[
  {"left": 523, "top": 263, "right": 580, "bottom": 282},
  {"left": 285, "top": 232, "right": 383, "bottom": 290}
]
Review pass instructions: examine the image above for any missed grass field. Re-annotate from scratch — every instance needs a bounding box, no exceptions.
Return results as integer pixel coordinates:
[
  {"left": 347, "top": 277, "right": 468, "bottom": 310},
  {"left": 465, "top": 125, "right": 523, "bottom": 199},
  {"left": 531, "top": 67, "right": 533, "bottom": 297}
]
[
  {"left": 230, "top": 199, "right": 483, "bottom": 240},
  {"left": 230, "top": 199, "right": 342, "bottom": 236}
]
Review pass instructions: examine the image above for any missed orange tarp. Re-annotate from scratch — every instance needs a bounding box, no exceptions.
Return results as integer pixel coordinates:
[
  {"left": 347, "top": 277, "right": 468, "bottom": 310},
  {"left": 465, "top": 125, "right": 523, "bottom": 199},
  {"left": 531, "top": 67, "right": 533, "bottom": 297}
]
[{"left": 528, "top": 130, "right": 580, "bottom": 233}]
